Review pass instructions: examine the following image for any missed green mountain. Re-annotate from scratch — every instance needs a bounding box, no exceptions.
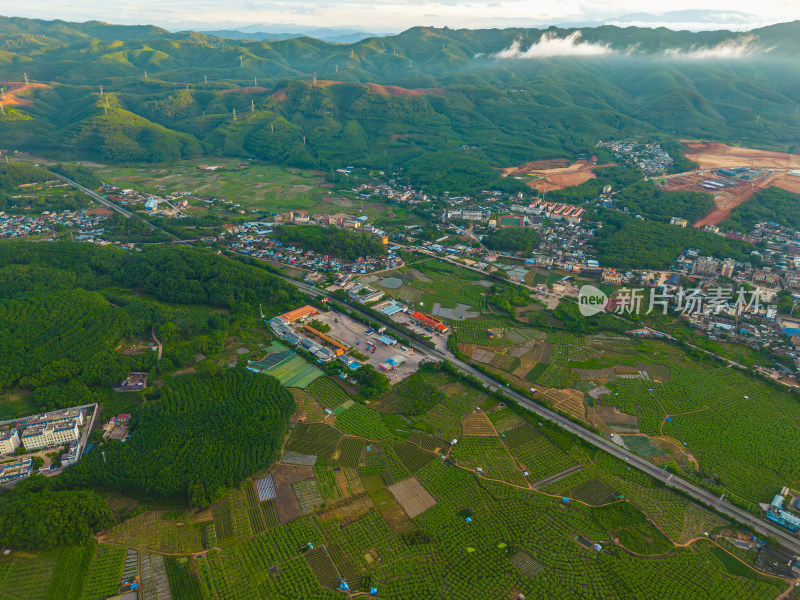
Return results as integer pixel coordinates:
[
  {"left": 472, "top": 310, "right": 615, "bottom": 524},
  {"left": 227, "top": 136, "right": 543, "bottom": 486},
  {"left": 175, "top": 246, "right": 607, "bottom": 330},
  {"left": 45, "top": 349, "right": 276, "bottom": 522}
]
[{"left": 1, "top": 16, "right": 799, "bottom": 184}]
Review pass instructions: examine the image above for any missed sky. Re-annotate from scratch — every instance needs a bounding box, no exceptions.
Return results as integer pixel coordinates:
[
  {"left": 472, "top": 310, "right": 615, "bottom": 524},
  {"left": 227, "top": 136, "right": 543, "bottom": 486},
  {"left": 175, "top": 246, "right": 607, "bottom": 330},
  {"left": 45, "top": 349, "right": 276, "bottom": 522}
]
[{"left": 6, "top": 1, "right": 800, "bottom": 32}]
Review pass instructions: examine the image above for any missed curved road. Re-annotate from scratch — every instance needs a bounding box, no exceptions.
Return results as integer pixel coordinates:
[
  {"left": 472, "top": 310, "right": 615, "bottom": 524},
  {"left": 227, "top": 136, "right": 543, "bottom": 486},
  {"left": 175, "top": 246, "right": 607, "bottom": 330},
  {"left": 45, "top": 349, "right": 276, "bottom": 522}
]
[{"left": 286, "top": 276, "right": 800, "bottom": 555}]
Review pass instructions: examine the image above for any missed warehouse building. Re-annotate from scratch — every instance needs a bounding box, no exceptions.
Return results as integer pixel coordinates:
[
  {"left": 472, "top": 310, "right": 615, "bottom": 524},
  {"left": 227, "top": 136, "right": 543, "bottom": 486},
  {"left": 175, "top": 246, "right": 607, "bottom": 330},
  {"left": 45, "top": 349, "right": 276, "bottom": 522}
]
[{"left": 409, "top": 311, "right": 449, "bottom": 333}]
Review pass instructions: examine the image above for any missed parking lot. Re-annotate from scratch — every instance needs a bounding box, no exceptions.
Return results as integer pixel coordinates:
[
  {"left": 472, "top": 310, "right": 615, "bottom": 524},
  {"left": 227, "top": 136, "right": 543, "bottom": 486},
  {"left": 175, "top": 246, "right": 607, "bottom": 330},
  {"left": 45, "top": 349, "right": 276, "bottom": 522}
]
[{"left": 313, "top": 310, "right": 431, "bottom": 383}]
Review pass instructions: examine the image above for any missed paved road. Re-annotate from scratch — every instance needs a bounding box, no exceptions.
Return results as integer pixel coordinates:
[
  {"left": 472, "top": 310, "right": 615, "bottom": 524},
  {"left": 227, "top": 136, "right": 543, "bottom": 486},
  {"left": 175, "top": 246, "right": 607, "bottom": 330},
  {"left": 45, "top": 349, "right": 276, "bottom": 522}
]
[
  {"left": 50, "top": 172, "right": 141, "bottom": 221},
  {"left": 283, "top": 276, "right": 800, "bottom": 555}
]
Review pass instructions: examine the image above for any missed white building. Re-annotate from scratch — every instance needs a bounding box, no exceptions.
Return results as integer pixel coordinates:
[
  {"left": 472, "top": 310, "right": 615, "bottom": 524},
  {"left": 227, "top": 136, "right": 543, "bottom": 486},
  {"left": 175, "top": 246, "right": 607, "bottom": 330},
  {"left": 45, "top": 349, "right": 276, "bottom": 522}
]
[
  {"left": 0, "top": 429, "right": 20, "bottom": 455},
  {"left": 21, "top": 418, "right": 80, "bottom": 451}
]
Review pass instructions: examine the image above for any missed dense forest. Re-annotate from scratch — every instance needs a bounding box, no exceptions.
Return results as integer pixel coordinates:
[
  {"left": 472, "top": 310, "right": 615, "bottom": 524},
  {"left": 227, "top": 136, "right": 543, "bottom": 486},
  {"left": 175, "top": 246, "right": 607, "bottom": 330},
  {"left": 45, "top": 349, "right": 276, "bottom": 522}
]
[
  {"left": 271, "top": 224, "right": 387, "bottom": 260},
  {"left": 613, "top": 181, "right": 714, "bottom": 224},
  {"left": 0, "top": 243, "right": 308, "bottom": 407},
  {"left": 0, "top": 476, "right": 114, "bottom": 550},
  {"left": 483, "top": 227, "right": 539, "bottom": 253},
  {"left": 721, "top": 187, "right": 800, "bottom": 232},
  {"left": 61, "top": 371, "right": 294, "bottom": 506},
  {"left": 593, "top": 210, "right": 757, "bottom": 269}
]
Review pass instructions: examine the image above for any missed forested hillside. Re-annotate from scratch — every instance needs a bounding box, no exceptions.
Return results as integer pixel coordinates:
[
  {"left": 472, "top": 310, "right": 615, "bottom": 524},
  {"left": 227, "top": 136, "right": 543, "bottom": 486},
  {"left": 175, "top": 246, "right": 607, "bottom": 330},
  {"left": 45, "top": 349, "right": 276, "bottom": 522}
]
[{"left": 1, "top": 17, "right": 799, "bottom": 188}]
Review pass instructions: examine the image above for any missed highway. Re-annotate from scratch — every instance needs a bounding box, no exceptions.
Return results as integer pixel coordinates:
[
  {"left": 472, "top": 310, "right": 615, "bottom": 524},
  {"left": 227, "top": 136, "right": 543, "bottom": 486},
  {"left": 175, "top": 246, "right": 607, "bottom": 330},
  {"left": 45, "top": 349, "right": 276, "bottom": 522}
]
[
  {"left": 284, "top": 276, "right": 800, "bottom": 555},
  {"left": 50, "top": 172, "right": 142, "bottom": 222}
]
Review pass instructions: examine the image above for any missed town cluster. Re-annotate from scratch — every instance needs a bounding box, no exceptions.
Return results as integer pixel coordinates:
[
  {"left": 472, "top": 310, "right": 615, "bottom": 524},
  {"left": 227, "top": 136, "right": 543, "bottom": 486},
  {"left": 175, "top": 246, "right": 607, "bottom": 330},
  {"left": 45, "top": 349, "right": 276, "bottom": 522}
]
[
  {"left": 597, "top": 140, "right": 674, "bottom": 175},
  {"left": 0, "top": 210, "right": 108, "bottom": 238},
  {"left": 228, "top": 220, "right": 403, "bottom": 276}
]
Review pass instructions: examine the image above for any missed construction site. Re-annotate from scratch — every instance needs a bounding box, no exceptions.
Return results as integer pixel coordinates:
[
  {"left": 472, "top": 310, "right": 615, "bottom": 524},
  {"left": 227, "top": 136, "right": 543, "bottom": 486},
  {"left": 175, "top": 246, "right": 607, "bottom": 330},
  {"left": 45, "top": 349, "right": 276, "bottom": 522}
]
[{"left": 658, "top": 167, "right": 788, "bottom": 227}]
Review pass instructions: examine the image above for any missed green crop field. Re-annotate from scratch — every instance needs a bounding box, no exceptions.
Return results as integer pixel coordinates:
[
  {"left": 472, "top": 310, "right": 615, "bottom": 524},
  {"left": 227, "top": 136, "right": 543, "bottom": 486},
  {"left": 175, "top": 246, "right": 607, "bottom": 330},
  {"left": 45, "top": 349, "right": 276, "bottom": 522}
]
[
  {"left": 451, "top": 436, "right": 528, "bottom": 487},
  {"left": 79, "top": 544, "right": 126, "bottom": 600},
  {"left": 306, "top": 378, "right": 351, "bottom": 409},
  {"left": 335, "top": 404, "right": 392, "bottom": 439},
  {"left": 336, "top": 436, "right": 366, "bottom": 468},
  {"left": 262, "top": 355, "right": 324, "bottom": 389},
  {"left": 96, "top": 162, "right": 343, "bottom": 214},
  {"left": 507, "top": 433, "right": 575, "bottom": 482},
  {"left": 394, "top": 441, "right": 437, "bottom": 473}
]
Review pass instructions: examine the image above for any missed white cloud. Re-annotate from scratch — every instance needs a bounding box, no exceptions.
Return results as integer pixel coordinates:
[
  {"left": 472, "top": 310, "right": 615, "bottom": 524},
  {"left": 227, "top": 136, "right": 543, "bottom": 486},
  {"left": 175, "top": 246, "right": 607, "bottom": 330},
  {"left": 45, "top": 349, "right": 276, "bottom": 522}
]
[
  {"left": 493, "top": 31, "right": 615, "bottom": 58},
  {"left": 664, "top": 34, "right": 771, "bottom": 59}
]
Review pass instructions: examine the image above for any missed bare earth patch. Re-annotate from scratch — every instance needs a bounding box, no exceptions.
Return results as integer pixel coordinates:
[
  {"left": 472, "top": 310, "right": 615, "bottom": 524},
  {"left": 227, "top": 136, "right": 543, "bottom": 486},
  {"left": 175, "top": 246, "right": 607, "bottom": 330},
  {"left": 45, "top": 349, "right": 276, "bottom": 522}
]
[
  {"left": 682, "top": 141, "right": 800, "bottom": 169},
  {"left": 388, "top": 477, "right": 437, "bottom": 518}
]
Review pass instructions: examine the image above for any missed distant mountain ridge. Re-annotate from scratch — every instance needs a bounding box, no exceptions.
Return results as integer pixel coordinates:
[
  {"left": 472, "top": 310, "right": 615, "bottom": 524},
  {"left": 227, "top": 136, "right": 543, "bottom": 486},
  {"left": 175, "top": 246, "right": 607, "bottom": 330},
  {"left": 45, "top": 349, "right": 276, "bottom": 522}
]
[{"left": 0, "top": 14, "right": 798, "bottom": 183}]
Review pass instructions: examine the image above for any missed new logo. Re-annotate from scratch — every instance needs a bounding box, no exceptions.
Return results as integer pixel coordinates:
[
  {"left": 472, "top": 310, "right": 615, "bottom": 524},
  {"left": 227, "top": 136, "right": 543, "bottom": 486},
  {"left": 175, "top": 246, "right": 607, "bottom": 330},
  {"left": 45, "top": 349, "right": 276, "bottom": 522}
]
[{"left": 578, "top": 285, "right": 608, "bottom": 317}]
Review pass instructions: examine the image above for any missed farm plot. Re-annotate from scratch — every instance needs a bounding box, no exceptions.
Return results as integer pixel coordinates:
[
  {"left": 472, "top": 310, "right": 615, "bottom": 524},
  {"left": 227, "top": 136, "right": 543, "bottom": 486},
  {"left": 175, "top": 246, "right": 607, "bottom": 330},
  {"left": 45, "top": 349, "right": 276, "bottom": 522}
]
[
  {"left": 293, "top": 479, "right": 325, "bottom": 515},
  {"left": 303, "top": 547, "right": 340, "bottom": 588},
  {"left": 394, "top": 441, "right": 437, "bottom": 473},
  {"left": 80, "top": 544, "right": 126, "bottom": 600},
  {"left": 510, "top": 551, "right": 546, "bottom": 578},
  {"left": 358, "top": 444, "right": 386, "bottom": 478},
  {"left": 281, "top": 451, "right": 318, "bottom": 466},
  {"left": 461, "top": 411, "right": 497, "bottom": 436},
  {"left": 105, "top": 510, "right": 201, "bottom": 554},
  {"left": 508, "top": 434, "right": 576, "bottom": 483},
  {"left": 444, "top": 385, "right": 491, "bottom": 415},
  {"left": 417, "top": 403, "right": 462, "bottom": 442},
  {"left": 388, "top": 476, "right": 437, "bottom": 518},
  {"left": 261, "top": 500, "right": 280, "bottom": 529},
  {"left": 286, "top": 423, "right": 343, "bottom": 458},
  {"left": 272, "top": 463, "right": 315, "bottom": 524},
  {"left": 262, "top": 355, "right": 324, "bottom": 389},
  {"left": 335, "top": 403, "right": 391, "bottom": 439},
  {"left": 336, "top": 436, "right": 365, "bottom": 468},
  {"left": 164, "top": 557, "right": 203, "bottom": 600},
  {"left": 487, "top": 408, "right": 524, "bottom": 433},
  {"left": 453, "top": 319, "right": 518, "bottom": 347},
  {"left": 211, "top": 488, "right": 252, "bottom": 547},
  {"left": 245, "top": 481, "right": 266, "bottom": 534},
  {"left": 502, "top": 424, "right": 540, "bottom": 449},
  {"left": 451, "top": 436, "right": 527, "bottom": 487},
  {"left": 139, "top": 552, "right": 172, "bottom": 600},
  {"left": 408, "top": 431, "right": 450, "bottom": 454},
  {"left": 289, "top": 388, "right": 326, "bottom": 423},
  {"left": 313, "top": 463, "right": 344, "bottom": 503},
  {"left": 45, "top": 543, "right": 97, "bottom": 600},
  {"left": 0, "top": 550, "right": 58, "bottom": 600},
  {"left": 568, "top": 478, "right": 619, "bottom": 506},
  {"left": 306, "top": 377, "right": 351, "bottom": 408}
]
